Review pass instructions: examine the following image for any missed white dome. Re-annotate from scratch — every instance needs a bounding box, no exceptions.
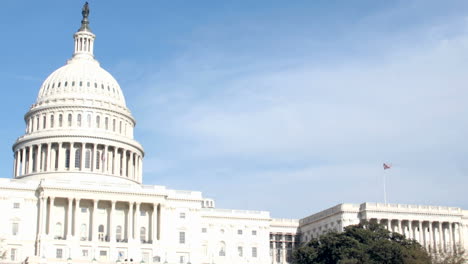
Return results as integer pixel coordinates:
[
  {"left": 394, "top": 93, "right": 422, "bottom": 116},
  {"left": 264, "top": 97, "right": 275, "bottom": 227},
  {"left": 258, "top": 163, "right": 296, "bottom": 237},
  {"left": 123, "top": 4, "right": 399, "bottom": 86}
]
[{"left": 36, "top": 58, "right": 127, "bottom": 108}]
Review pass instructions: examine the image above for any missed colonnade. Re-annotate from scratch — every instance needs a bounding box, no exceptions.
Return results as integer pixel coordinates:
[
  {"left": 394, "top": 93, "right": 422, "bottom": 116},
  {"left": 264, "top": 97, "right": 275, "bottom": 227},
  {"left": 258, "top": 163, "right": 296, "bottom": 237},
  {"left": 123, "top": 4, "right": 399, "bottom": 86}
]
[
  {"left": 270, "top": 234, "right": 296, "bottom": 264},
  {"left": 13, "top": 141, "right": 143, "bottom": 182},
  {"left": 372, "top": 218, "right": 464, "bottom": 253},
  {"left": 37, "top": 195, "right": 164, "bottom": 246}
]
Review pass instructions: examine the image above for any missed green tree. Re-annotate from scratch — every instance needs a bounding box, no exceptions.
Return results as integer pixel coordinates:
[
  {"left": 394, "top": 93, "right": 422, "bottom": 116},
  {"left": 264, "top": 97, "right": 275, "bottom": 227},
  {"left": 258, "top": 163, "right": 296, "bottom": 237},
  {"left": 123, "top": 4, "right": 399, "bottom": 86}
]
[{"left": 292, "top": 221, "right": 431, "bottom": 264}]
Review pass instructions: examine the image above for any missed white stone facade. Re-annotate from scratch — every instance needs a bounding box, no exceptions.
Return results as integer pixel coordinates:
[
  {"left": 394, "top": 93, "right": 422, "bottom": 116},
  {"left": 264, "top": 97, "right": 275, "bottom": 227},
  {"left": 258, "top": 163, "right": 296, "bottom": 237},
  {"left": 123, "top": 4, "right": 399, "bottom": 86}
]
[
  {"left": 1, "top": 5, "right": 467, "bottom": 264},
  {"left": 299, "top": 203, "right": 468, "bottom": 255}
]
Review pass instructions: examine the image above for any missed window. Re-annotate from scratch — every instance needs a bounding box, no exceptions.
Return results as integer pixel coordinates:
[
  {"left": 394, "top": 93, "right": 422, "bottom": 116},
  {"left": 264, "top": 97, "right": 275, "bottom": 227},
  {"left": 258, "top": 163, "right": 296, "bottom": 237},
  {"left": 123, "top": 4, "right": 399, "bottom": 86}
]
[
  {"left": 10, "top": 248, "right": 17, "bottom": 261},
  {"left": 36, "top": 116, "right": 39, "bottom": 130},
  {"left": 13, "top": 202, "right": 20, "bottom": 209},
  {"left": 50, "top": 115, "right": 54, "bottom": 128},
  {"left": 85, "top": 149, "right": 91, "bottom": 169},
  {"left": 81, "top": 207, "right": 87, "bottom": 213},
  {"left": 75, "top": 148, "right": 81, "bottom": 169},
  {"left": 80, "top": 224, "right": 87, "bottom": 240},
  {"left": 105, "top": 117, "right": 109, "bottom": 130},
  {"left": 140, "top": 211, "right": 146, "bottom": 216},
  {"left": 180, "top": 212, "right": 186, "bottom": 219},
  {"left": 87, "top": 114, "right": 91, "bottom": 127},
  {"left": 113, "top": 119, "right": 116, "bottom": 131},
  {"left": 65, "top": 149, "right": 70, "bottom": 169},
  {"left": 12, "top": 222, "right": 19, "bottom": 236},
  {"left": 56, "top": 248, "right": 63, "bottom": 259},
  {"left": 202, "top": 228, "right": 207, "bottom": 233},
  {"left": 119, "top": 121, "right": 122, "bottom": 133},
  {"left": 116, "top": 226, "right": 122, "bottom": 241},
  {"left": 179, "top": 256, "right": 185, "bottom": 264},
  {"left": 43, "top": 116, "right": 46, "bottom": 129},
  {"left": 179, "top": 231, "right": 185, "bottom": 244},
  {"left": 252, "top": 247, "right": 257, "bottom": 258},
  {"left": 82, "top": 249, "right": 89, "bottom": 257},
  {"left": 59, "top": 114, "right": 63, "bottom": 127},
  {"left": 98, "top": 225, "right": 105, "bottom": 241},
  {"left": 238, "top": 229, "right": 243, "bottom": 235},
  {"left": 77, "top": 114, "right": 82, "bottom": 127},
  {"left": 252, "top": 230, "right": 257, "bottom": 236},
  {"left": 68, "top": 113, "right": 72, "bottom": 126},
  {"left": 238, "top": 246, "right": 243, "bottom": 257},
  {"left": 96, "top": 115, "right": 100, "bottom": 128},
  {"left": 96, "top": 151, "right": 101, "bottom": 170},
  {"left": 140, "top": 227, "right": 146, "bottom": 242}
]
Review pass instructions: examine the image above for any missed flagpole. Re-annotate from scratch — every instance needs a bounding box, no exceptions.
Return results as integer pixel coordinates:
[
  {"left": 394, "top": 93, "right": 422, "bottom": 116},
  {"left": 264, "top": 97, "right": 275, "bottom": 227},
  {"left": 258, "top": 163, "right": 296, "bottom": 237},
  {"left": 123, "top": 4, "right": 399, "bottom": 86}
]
[{"left": 383, "top": 170, "right": 387, "bottom": 204}]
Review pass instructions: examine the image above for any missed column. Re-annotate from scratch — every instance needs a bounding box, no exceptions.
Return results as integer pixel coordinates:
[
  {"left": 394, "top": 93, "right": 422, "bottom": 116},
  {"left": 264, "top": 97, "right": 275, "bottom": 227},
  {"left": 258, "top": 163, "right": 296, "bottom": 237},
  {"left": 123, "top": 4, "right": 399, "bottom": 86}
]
[
  {"left": 103, "top": 145, "right": 108, "bottom": 174},
  {"left": 80, "top": 143, "right": 85, "bottom": 170},
  {"left": 122, "top": 150, "right": 127, "bottom": 177},
  {"left": 128, "top": 202, "right": 134, "bottom": 241},
  {"left": 135, "top": 202, "right": 140, "bottom": 242},
  {"left": 398, "top": 220, "right": 402, "bottom": 235},
  {"left": 458, "top": 223, "right": 464, "bottom": 250},
  {"left": 387, "top": 219, "right": 391, "bottom": 231},
  {"left": 92, "top": 199, "right": 98, "bottom": 241},
  {"left": 115, "top": 149, "right": 121, "bottom": 176},
  {"left": 92, "top": 144, "right": 96, "bottom": 172},
  {"left": 110, "top": 200, "right": 116, "bottom": 242},
  {"left": 157, "top": 204, "right": 163, "bottom": 240},
  {"left": 74, "top": 199, "right": 81, "bottom": 238},
  {"left": 67, "top": 198, "right": 73, "bottom": 239},
  {"left": 438, "top": 222, "right": 443, "bottom": 253},
  {"left": 58, "top": 143, "right": 64, "bottom": 171},
  {"left": 272, "top": 240, "right": 276, "bottom": 264},
  {"left": 48, "top": 197, "right": 55, "bottom": 236},
  {"left": 281, "top": 240, "right": 286, "bottom": 264},
  {"left": 14, "top": 151, "right": 20, "bottom": 177},
  {"left": 448, "top": 222, "right": 454, "bottom": 252},
  {"left": 70, "top": 142, "right": 75, "bottom": 170},
  {"left": 418, "top": 221, "right": 423, "bottom": 246},
  {"left": 28, "top": 146, "right": 33, "bottom": 174},
  {"left": 21, "top": 148, "right": 26, "bottom": 175},
  {"left": 152, "top": 203, "right": 157, "bottom": 243},
  {"left": 38, "top": 144, "right": 43, "bottom": 172},
  {"left": 38, "top": 194, "right": 45, "bottom": 237},
  {"left": 46, "top": 143, "right": 52, "bottom": 172}
]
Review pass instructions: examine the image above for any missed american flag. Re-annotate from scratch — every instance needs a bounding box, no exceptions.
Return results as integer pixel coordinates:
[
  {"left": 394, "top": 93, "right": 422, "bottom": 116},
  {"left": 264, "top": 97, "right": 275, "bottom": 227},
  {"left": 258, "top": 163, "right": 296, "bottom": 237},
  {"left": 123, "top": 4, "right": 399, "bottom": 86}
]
[{"left": 383, "top": 163, "right": 391, "bottom": 170}]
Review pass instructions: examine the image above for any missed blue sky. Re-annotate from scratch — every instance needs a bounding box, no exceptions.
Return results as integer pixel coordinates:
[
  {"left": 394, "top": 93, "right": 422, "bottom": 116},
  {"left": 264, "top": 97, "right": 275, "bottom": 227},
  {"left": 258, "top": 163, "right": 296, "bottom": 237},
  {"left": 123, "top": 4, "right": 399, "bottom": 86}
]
[{"left": 1, "top": 1, "right": 468, "bottom": 218}]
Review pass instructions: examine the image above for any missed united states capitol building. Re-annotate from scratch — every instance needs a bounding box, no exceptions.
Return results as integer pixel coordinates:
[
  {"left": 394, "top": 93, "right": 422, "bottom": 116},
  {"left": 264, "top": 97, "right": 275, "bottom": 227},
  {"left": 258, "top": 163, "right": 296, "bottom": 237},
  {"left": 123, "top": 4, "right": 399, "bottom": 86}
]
[{"left": 1, "top": 4, "right": 467, "bottom": 264}]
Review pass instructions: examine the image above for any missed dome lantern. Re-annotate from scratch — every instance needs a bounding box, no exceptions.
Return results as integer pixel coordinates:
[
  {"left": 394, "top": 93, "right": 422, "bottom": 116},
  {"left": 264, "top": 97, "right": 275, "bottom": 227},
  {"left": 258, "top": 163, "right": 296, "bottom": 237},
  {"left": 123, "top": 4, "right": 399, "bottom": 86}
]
[{"left": 72, "top": 2, "right": 95, "bottom": 60}]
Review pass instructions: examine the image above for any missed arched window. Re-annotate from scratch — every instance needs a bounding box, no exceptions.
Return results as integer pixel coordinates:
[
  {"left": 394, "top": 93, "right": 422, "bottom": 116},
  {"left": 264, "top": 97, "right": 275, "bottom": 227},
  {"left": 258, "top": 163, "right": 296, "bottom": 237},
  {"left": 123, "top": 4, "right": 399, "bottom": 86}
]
[
  {"left": 75, "top": 148, "right": 81, "bottom": 169},
  {"left": 96, "top": 116, "right": 100, "bottom": 128},
  {"left": 105, "top": 117, "right": 109, "bottom": 130},
  {"left": 85, "top": 149, "right": 91, "bottom": 169},
  {"left": 36, "top": 116, "right": 40, "bottom": 130},
  {"left": 65, "top": 149, "right": 70, "bottom": 169},
  {"left": 50, "top": 115, "right": 54, "bottom": 128},
  {"left": 77, "top": 114, "right": 82, "bottom": 127},
  {"left": 80, "top": 224, "right": 87, "bottom": 240},
  {"left": 112, "top": 119, "right": 116, "bottom": 132},
  {"left": 67, "top": 114, "right": 72, "bottom": 127},
  {"left": 116, "top": 225, "right": 122, "bottom": 241},
  {"left": 55, "top": 222, "right": 63, "bottom": 239},
  {"left": 59, "top": 114, "right": 63, "bottom": 127},
  {"left": 140, "top": 227, "right": 146, "bottom": 242},
  {"left": 87, "top": 114, "right": 91, "bottom": 127},
  {"left": 43, "top": 116, "right": 46, "bottom": 129},
  {"left": 31, "top": 118, "right": 35, "bottom": 132},
  {"left": 219, "top": 241, "right": 226, "bottom": 256}
]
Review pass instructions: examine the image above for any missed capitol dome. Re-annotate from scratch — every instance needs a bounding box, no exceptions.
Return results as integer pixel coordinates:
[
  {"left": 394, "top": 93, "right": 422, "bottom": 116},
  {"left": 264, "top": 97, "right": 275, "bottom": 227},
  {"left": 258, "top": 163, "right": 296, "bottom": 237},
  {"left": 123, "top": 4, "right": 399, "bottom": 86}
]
[
  {"left": 36, "top": 58, "right": 126, "bottom": 109},
  {"left": 12, "top": 4, "right": 144, "bottom": 185}
]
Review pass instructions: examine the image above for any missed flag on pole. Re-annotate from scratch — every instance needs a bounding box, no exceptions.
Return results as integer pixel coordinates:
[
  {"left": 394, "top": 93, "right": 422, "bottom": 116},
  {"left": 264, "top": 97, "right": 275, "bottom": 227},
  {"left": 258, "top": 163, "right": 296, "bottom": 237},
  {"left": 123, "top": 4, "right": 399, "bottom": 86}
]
[{"left": 383, "top": 163, "right": 391, "bottom": 170}]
